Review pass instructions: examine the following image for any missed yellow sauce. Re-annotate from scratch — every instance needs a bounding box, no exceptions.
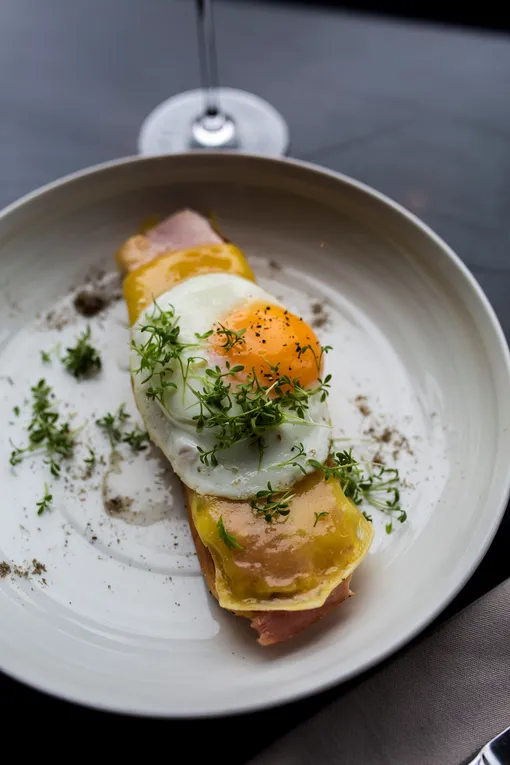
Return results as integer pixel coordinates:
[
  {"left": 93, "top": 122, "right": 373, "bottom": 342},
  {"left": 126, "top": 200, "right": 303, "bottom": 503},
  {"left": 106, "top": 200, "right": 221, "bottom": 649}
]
[
  {"left": 190, "top": 471, "right": 373, "bottom": 611},
  {"left": 123, "top": 243, "right": 255, "bottom": 324}
]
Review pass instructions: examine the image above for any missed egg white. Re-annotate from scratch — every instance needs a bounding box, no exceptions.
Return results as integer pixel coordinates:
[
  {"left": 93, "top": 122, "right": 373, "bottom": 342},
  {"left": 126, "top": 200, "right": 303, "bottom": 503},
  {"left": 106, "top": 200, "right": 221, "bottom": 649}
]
[{"left": 131, "top": 272, "right": 331, "bottom": 498}]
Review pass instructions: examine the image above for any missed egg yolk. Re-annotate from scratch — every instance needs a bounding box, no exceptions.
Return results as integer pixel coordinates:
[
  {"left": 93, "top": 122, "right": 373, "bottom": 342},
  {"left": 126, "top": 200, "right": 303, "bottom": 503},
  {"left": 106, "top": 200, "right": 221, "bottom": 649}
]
[{"left": 210, "top": 301, "right": 323, "bottom": 389}]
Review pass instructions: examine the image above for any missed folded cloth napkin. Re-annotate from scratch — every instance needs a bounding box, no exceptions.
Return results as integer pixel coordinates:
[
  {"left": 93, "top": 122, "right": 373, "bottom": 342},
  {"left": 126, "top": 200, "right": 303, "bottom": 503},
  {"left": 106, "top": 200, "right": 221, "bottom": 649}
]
[{"left": 249, "top": 578, "right": 510, "bottom": 765}]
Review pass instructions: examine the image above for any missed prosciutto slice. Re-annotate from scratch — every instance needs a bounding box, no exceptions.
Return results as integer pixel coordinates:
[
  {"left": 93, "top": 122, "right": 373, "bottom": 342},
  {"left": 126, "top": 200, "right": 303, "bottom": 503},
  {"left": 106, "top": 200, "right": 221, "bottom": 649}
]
[
  {"left": 147, "top": 209, "right": 222, "bottom": 253},
  {"left": 118, "top": 209, "right": 222, "bottom": 273},
  {"left": 250, "top": 578, "right": 352, "bottom": 646}
]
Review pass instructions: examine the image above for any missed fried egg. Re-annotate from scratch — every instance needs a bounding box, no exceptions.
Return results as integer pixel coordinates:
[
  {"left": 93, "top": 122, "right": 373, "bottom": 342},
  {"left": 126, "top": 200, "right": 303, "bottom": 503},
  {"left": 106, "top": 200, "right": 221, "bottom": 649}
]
[{"left": 131, "top": 272, "right": 331, "bottom": 498}]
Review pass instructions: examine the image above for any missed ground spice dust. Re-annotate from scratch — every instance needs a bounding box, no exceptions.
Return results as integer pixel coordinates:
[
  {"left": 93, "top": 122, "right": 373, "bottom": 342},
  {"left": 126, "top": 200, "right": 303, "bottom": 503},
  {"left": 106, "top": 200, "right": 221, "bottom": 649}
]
[
  {"left": 45, "top": 307, "right": 74, "bottom": 331},
  {"left": 355, "top": 395, "right": 371, "bottom": 417},
  {"left": 391, "top": 434, "right": 413, "bottom": 462},
  {"left": 105, "top": 495, "right": 134, "bottom": 516},
  {"left": 13, "top": 565, "right": 29, "bottom": 579},
  {"left": 365, "top": 423, "right": 414, "bottom": 460},
  {"left": 357, "top": 396, "right": 415, "bottom": 460},
  {"left": 376, "top": 427, "right": 393, "bottom": 443},
  {"left": 73, "top": 273, "right": 122, "bottom": 317},
  {"left": 73, "top": 290, "right": 107, "bottom": 317},
  {"left": 0, "top": 561, "right": 11, "bottom": 578},
  {"left": 1, "top": 559, "right": 47, "bottom": 580},
  {"left": 31, "top": 559, "right": 47, "bottom": 576},
  {"left": 44, "top": 270, "right": 123, "bottom": 327},
  {"left": 310, "top": 301, "right": 330, "bottom": 329}
]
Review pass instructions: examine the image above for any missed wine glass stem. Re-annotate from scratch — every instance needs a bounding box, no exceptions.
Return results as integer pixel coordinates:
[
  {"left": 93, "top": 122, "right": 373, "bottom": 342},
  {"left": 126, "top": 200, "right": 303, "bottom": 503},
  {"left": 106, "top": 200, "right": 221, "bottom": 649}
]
[{"left": 196, "top": 0, "right": 221, "bottom": 118}]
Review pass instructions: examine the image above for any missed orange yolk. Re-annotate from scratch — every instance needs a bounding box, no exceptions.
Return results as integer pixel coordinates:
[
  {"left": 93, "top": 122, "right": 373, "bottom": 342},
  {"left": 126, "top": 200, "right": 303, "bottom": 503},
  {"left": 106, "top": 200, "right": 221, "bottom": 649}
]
[{"left": 209, "top": 301, "right": 323, "bottom": 389}]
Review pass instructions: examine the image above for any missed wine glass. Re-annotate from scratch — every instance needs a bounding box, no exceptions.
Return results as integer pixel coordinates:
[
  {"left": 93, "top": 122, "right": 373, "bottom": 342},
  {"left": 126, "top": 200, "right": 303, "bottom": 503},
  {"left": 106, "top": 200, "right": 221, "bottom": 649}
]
[{"left": 138, "top": 0, "right": 289, "bottom": 156}]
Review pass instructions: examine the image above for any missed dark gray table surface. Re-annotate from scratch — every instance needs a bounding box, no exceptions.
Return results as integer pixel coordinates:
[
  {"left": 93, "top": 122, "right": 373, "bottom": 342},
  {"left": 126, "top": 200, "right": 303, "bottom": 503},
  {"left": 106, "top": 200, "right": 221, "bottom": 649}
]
[{"left": 1, "top": 0, "right": 509, "bottom": 754}]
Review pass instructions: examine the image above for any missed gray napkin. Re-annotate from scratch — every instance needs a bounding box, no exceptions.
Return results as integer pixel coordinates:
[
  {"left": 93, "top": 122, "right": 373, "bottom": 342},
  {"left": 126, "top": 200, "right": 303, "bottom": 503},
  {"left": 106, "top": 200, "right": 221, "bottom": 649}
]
[{"left": 250, "top": 578, "right": 510, "bottom": 765}]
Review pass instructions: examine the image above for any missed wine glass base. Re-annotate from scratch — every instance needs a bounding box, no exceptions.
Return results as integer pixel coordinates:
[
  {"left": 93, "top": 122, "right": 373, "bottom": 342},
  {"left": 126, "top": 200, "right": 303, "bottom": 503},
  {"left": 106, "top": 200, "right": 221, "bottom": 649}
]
[{"left": 138, "top": 88, "right": 289, "bottom": 156}]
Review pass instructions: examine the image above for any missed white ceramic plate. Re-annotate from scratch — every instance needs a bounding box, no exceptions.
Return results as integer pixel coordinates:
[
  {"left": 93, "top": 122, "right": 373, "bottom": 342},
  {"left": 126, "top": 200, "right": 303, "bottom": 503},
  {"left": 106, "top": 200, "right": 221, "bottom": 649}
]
[{"left": 0, "top": 154, "right": 509, "bottom": 717}]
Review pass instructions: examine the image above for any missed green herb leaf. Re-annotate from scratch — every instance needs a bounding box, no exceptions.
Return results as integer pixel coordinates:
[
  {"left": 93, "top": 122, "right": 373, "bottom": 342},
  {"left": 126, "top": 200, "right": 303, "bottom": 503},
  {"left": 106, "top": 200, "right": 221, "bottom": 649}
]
[
  {"left": 9, "top": 379, "right": 76, "bottom": 476},
  {"left": 273, "top": 442, "right": 307, "bottom": 473},
  {"left": 132, "top": 301, "right": 202, "bottom": 406},
  {"left": 96, "top": 405, "right": 149, "bottom": 453},
  {"left": 191, "top": 363, "right": 330, "bottom": 470},
  {"left": 217, "top": 516, "right": 244, "bottom": 550},
  {"left": 215, "top": 323, "right": 246, "bottom": 351},
  {"left": 84, "top": 446, "right": 96, "bottom": 466},
  {"left": 122, "top": 428, "right": 150, "bottom": 452},
  {"left": 83, "top": 445, "right": 97, "bottom": 477},
  {"left": 96, "top": 404, "right": 130, "bottom": 448},
  {"left": 13, "top": 405, "right": 20, "bottom": 417},
  {"left": 297, "top": 343, "right": 332, "bottom": 371},
  {"left": 313, "top": 511, "right": 329, "bottom": 527},
  {"left": 62, "top": 327, "right": 101, "bottom": 379},
  {"left": 250, "top": 482, "right": 295, "bottom": 523},
  {"left": 309, "top": 449, "right": 406, "bottom": 528},
  {"left": 9, "top": 448, "right": 23, "bottom": 466},
  {"left": 195, "top": 329, "right": 214, "bottom": 340},
  {"left": 96, "top": 412, "right": 120, "bottom": 447},
  {"left": 36, "top": 483, "right": 53, "bottom": 515},
  {"left": 41, "top": 350, "right": 52, "bottom": 364}
]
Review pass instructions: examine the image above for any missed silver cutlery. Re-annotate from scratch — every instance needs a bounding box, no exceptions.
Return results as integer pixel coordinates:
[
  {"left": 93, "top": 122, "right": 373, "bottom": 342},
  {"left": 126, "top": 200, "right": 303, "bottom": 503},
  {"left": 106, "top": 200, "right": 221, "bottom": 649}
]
[{"left": 467, "top": 726, "right": 510, "bottom": 765}]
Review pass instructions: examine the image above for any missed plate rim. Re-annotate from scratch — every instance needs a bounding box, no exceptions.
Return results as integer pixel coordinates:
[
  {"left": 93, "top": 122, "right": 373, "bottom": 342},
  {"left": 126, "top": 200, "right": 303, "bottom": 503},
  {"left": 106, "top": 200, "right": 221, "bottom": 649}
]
[{"left": 1, "top": 152, "right": 509, "bottom": 718}]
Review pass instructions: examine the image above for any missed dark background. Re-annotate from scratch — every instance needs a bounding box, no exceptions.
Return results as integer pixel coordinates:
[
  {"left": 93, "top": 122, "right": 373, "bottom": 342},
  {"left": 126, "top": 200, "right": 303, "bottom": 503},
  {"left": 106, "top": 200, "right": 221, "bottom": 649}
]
[
  {"left": 0, "top": 0, "right": 509, "bottom": 758},
  {"left": 255, "top": 0, "right": 510, "bottom": 31}
]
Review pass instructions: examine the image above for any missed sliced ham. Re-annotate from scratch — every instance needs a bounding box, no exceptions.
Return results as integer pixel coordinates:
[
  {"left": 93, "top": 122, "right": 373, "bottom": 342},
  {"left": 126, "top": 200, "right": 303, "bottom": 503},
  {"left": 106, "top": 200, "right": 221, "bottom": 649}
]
[
  {"left": 147, "top": 209, "right": 222, "bottom": 252},
  {"left": 117, "top": 209, "right": 222, "bottom": 273},
  {"left": 250, "top": 578, "right": 352, "bottom": 646}
]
